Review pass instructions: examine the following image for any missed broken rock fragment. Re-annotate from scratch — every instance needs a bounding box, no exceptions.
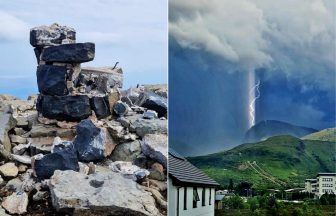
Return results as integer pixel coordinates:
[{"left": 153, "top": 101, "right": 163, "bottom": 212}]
[
  {"left": 41, "top": 42, "right": 95, "bottom": 63},
  {"left": 74, "top": 119, "right": 116, "bottom": 162},
  {"left": 113, "top": 101, "right": 129, "bottom": 116},
  {"left": 110, "top": 140, "right": 141, "bottom": 162},
  {"left": 0, "top": 162, "right": 18, "bottom": 178},
  {"left": 81, "top": 66, "right": 123, "bottom": 89},
  {"left": 90, "top": 96, "right": 111, "bottom": 119},
  {"left": 0, "top": 112, "right": 17, "bottom": 156},
  {"left": 49, "top": 170, "right": 159, "bottom": 215},
  {"left": 33, "top": 141, "right": 79, "bottom": 179},
  {"left": 30, "top": 23, "right": 76, "bottom": 47},
  {"left": 141, "top": 133, "right": 167, "bottom": 168},
  {"left": 137, "top": 92, "right": 167, "bottom": 118},
  {"left": 1, "top": 192, "right": 29, "bottom": 215}
]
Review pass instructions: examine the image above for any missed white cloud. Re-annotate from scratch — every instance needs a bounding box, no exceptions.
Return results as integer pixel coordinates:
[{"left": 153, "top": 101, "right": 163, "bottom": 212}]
[{"left": 0, "top": 10, "right": 29, "bottom": 41}]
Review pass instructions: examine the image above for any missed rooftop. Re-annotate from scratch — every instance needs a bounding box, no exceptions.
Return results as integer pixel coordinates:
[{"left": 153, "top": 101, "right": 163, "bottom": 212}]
[
  {"left": 317, "top": 173, "right": 336, "bottom": 177},
  {"left": 168, "top": 149, "right": 219, "bottom": 187}
]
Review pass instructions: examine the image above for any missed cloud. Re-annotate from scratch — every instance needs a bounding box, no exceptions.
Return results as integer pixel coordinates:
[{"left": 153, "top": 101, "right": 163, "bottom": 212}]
[
  {"left": 169, "top": 0, "right": 335, "bottom": 90},
  {"left": 0, "top": 10, "right": 29, "bottom": 41},
  {"left": 80, "top": 32, "right": 121, "bottom": 44}
]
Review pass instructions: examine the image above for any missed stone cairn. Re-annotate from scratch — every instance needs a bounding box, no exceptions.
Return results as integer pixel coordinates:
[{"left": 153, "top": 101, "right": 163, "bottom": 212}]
[
  {"left": 0, "top": 23, "right": 167, "bottom": 215},
  {"left": 31, "top": 23, "right": 122, "bottom": 121}
]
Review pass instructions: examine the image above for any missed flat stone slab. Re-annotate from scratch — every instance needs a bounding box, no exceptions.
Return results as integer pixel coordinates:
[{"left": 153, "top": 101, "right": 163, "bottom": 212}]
[
  {"left": 81, "top": 66, "right": 123, "bottom": 89},
  {"left": 30, "top": 23, "right": 76, "bottom": 47},
  {"left": 37, "top": 95, "right": 92, "bottom": 121},
  {"left": 36, "top": 65, "right": 69, "bottom": 96},
  {"left": 41, "top": 43, "right": 95, "bottom": 63},
  {"left": 49, "top": 170, "right": 159, "bottom": 215}
]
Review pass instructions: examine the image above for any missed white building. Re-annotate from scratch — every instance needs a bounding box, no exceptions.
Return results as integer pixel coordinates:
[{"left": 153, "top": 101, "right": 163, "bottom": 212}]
[
  {"left": 168, "top": 149, "right": 219, "bottom": 216},
  {"left": 305, "top": 173, "right": 336, "bottom": 197}
]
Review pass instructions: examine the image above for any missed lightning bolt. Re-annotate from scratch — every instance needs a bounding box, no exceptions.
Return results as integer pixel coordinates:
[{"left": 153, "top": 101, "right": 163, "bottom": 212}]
[{"left": 249, "top": 79, "right": 260, "bottom": 126}]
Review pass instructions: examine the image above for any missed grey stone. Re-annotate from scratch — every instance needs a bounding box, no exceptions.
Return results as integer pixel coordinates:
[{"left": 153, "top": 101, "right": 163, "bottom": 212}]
[
  {"left": 113, "top": 101, "right": 129, "bottom": 116},
  {"left": 143, "top": 110, "right": 158, "bottom": 119},
  {"left": 1, "top": 192, "right": 28, "bottom": 215},
  {"left": 141, "top": 134, "right": 167, "bottom": 167},
  {"left": 11, "top": 154, "right": 31, "bottom": 165},
  {"left": 0, "top": 162, "right": 18, "bottom": 178},
  {"left": 12, "top": 143, "right": 30, "bottom": 155},
  {"left": 14, "top": 128, "right": 26, "bottom": 136},
  {"left": 29, "top": 125, "right": 75, "bottom": 138},
  {"left": 108, "top": 161, "right": 146, "bottom": 180},
  {"left": 0, "top": 206, "right": 9, "bottom": 216},
  {"left": 74, "top": 119, "right": 116, "bottom": 162},
  {"left": 106, "top": 120, "right": 137, "bottom": 143},
  {"left": 110, "top": 140, "right": 141, "bottom": 162},
  {"left": 30, "top": 23, "right": 76, "bottom": 47},
  {"left": 33, "top": 191, "right": 49, "bottom": 201},
  {"left": 9, "top": 135, "right": 27, "bottom": 144},
  {"left": 49, "top": 170, "right": 159, "bottom": 215},
  {"left": 130, "top": 117, "right": 167, "bottom": 137},
  {"left": 0, "top": 112, "right": 17, "bottom": 156},
  {"left": 41, "top": 42, "right": 95, "bottom": 63},
  {"left": 81, "top": 66, "right": 123, "bottom": 91}
]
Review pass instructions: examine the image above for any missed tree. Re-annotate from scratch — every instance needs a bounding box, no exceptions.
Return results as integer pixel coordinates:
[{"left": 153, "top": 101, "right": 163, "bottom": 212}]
[
  {"left": 222, "top": 195, "right": 245, "bottom": 209},
  {"left": 247, "top": 197, "right": 259, "bottom": 212},
  {"left": 228, "top": 179, "right": 234, "bottom": 192}
]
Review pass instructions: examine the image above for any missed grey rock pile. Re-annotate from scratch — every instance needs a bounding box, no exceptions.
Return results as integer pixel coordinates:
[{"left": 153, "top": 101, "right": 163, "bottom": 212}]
[{"left": 0, "top": 24, "right": 167, "bottom": 215}]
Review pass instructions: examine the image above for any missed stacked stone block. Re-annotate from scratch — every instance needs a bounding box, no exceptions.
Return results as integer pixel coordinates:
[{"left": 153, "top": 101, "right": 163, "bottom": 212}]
[{"left": 30, "top": 23, "right": 122, "bottom": 121}]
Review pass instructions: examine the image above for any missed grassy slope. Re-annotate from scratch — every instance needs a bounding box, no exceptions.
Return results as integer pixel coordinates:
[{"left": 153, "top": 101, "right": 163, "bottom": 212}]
[
  {"left": 188, "top": 135, "right": 336, "bottom": 189},
  {"left": 302, "top": 128, "right": 336, "bottom": 142}
]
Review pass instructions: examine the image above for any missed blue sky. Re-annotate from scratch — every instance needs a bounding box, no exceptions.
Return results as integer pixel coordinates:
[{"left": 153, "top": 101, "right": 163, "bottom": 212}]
[{"left": 0, "top": 0, "right": 167, "bottom": 99}]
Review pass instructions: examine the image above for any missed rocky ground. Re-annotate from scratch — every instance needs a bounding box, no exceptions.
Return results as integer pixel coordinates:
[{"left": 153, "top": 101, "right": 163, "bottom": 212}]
[
  {"left": 0, "top": 23, "right": 167, "bottom": 216},
  {"left": 0, "top": 85, "right": 167, "bottom": 215}
]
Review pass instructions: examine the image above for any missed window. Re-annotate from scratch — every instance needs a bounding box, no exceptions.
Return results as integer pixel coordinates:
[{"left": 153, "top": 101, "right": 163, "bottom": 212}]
[
  {"left": 202, "top": 187, "right": 205, "bottom": 206},
  {"left": 193, "top": 187, "right": 199, "bottom": 208},
  {"left": 184, "top": 187, "right": 187, "bottom": 210},
  {"left": 209, "top": 189, "right": 212, "bottom": 205}
]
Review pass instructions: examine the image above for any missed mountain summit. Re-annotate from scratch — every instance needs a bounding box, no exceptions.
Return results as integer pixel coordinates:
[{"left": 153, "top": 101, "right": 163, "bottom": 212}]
[{"left": 244, "top": 120, "right": 317, "bottom": 143}]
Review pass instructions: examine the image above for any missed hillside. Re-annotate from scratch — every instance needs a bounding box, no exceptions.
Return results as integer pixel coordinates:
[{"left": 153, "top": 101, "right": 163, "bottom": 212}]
[
  {"left": 188, "top": 135, "right": 336, "bottom": 189},
  {"left": 244, "top": 120, "right": 317, "bottom": 143},
  {"left": 302, "top": 128, "right": 336, "bottom": 142}
]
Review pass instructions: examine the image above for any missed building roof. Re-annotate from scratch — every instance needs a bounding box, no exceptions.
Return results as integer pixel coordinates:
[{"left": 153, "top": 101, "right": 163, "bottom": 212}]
[
  {"left": 168, "top": 149, "right": 220, "bottom": 187},
  {"left": 317, "top": 173, "right": 336, "bottom": 177},
  {"left": 305, "top": 179, "right": 317, "bottom": 182},
  {"left": 215, "top": 194, "right": 225, "bottom": 201}
]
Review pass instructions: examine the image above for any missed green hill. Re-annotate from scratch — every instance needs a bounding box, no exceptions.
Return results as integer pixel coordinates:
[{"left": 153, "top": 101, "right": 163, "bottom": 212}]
[
  {"left": 188, "top": 135, "right": 336, "bottom": 189},
  {"left": 302, "top": 128, "right": 336, "bottom": 142}
]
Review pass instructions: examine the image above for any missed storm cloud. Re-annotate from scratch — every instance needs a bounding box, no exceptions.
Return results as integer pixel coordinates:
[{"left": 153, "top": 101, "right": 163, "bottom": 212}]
[{"left": 169, "top": 0, "right": 335, "bottom": 156}]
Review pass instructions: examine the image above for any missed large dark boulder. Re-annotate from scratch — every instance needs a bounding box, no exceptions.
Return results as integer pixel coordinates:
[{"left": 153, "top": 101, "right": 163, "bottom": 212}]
[
  {"left": 38, "top": 95, "right": 91, "bottom": 121},
  {"left": 137, "top": 92, "right": 167, "bottom": 117},
  {"left": 33, "top": 141, "right": 79, "bottom": 180},
  {"left": 90, "top": 96, "right": 111, "bottom": 119},
  {"left": 41, "top": 43, "right": 95, "bottom": 63},
  {"left": 74, "top": 119, "right": 116, "bottom": 162},
  {"left": 36, "top": 65, "right": 69, "bottom": 96}
]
